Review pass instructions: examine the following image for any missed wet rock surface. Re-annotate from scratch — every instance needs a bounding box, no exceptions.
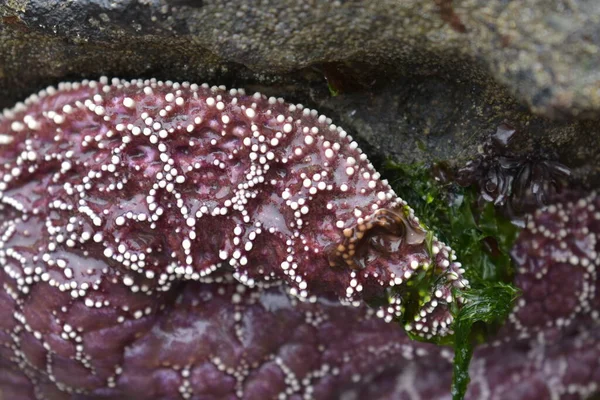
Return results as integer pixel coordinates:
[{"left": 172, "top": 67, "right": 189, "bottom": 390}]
[{"left": 1, "top": 0, "right": 600, "bottom": 185}]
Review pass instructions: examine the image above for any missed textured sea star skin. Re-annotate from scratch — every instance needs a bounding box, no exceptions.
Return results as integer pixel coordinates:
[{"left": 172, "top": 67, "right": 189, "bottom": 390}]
[
  {"left": 1, "top": 78, "right": 598, "bottom": 400},
  {"left": 0, "top": 78, "right": 468, "bottom": 398},
  {"left": 502, "top": 193, "right": 600, "bottom": 341},
  {"left": 1, "top": 271, "right": 438, "bottom": 400},
  {"left": 1, "top": 267, "right": 599, "bottom": 400},
  {"left": 363, "top": 329, "right": 600, "bottom": 400}
]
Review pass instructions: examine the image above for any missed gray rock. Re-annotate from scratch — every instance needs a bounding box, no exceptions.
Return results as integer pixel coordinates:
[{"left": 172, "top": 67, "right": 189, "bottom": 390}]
[{"left": 1, "top": 0, "right": 599, "bottom": 184}]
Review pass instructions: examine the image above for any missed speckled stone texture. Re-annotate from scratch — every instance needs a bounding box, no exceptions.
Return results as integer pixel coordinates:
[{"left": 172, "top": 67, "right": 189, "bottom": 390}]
[
  {"left": 2, "top": 0, "right": 600, "bottom": 118},
  {"left": 1, "top": 1, "right": 600, "bottom": 185}
]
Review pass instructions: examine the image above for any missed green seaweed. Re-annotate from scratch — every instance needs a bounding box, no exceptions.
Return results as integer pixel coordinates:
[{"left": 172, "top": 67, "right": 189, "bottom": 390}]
[
  {"left": 451, "top": 283, "right": 520, "bottom": 399},
  {"left": 327, "top": 81, "right": 340, "bottom": 97},
  {"left": 384, "top": 161, "right": 521, "bottom": 400}
]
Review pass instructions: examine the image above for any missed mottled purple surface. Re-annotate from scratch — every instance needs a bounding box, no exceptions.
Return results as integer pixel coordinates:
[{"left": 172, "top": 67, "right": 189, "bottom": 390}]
[
  {"left": 0, "top": 78, "right": 467, "bottom": 337},
  {"left": 504, "top": 193, "right": 600, "bottom": 342},
  {"left": 0, "top": 78, "right": 468, "bottom": 399},
  {"left": 1, "top": 266, "right": 599, "bottom": 400},
  {"left": 0, "top": 79, "right": 598, "bottom": 400},
  {"left": 0, "top": 270, "right": 439, "bottom": 399}
]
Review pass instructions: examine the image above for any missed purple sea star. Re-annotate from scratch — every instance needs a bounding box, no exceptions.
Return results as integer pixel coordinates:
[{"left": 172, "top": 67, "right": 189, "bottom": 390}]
[
  {"left": 0, "top": 78, "right": 468, "bottom": 399},
  {"left": 1, "top": 78, "right": 598, "bottom": 400}
]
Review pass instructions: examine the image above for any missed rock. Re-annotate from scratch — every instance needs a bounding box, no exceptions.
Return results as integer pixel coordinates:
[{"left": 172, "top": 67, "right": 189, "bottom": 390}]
[
  {"left": 315, "top": 75, "right": 600, "bottom": 186},
  {"left": 1, "top": 0, "right": 600, "bottom": 184}
]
